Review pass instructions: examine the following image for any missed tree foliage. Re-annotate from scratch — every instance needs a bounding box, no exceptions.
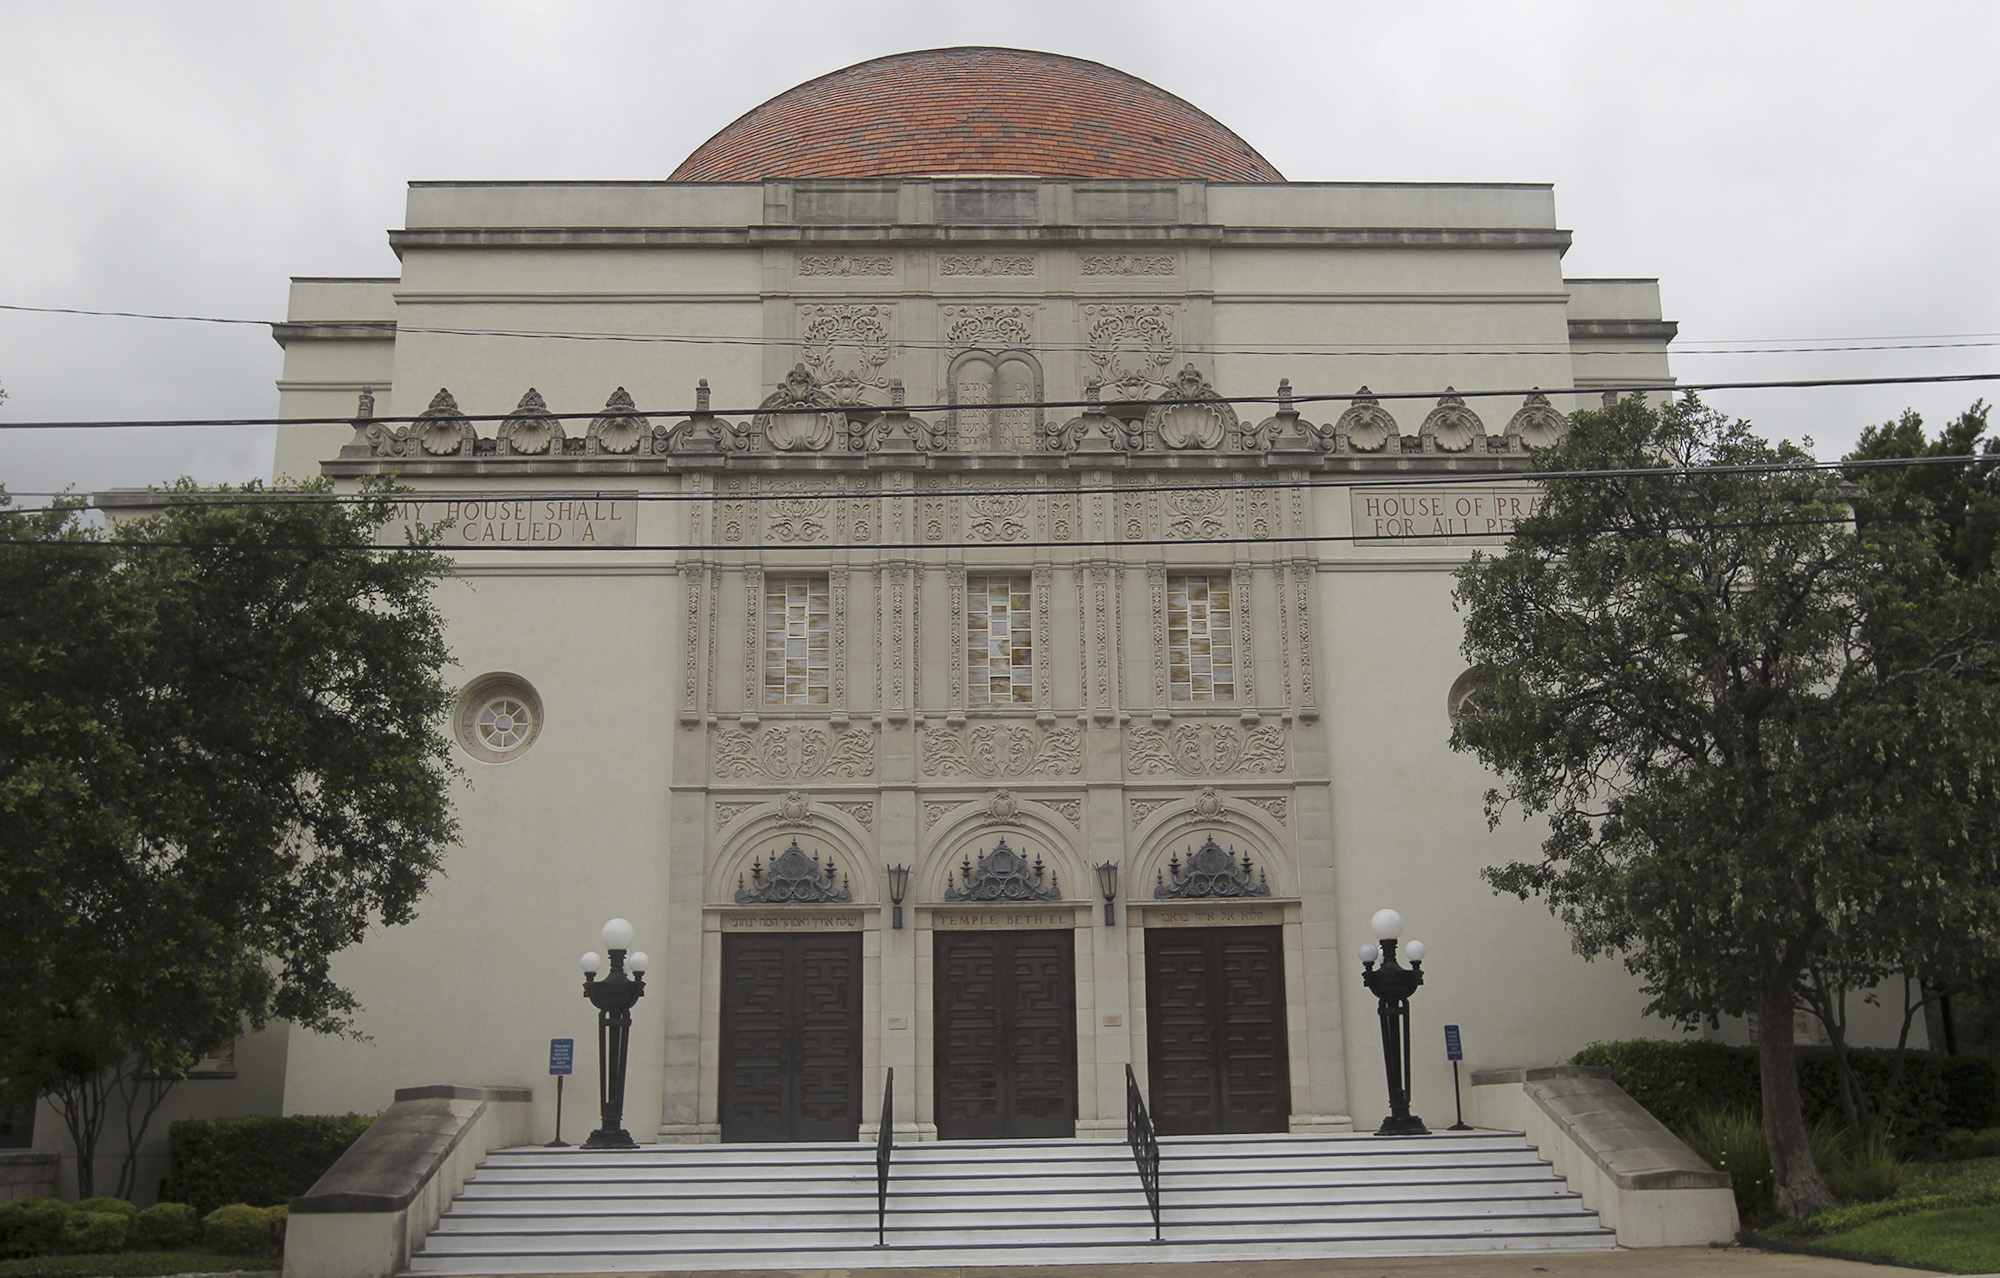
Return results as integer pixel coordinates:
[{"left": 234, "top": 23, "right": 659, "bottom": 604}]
[
  {"left": 0, "top": 480, "right": 459, "bottom": 1194},
  {"left": 1451, "top": 397, "right": 2000, "bottom": 1217}
]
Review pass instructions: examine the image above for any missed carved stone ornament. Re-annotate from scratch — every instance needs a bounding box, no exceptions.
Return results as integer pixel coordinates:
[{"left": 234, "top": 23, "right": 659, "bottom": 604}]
[
  {"left": 944, "top": 837, "right": 1062, "bottom": 903},
  {"left": 1191, "top": 787, "right": 1227, "bottom": 819},
  {"left": 982, "top": 789, "right": 1019, "bottom": 824},
  {"left": 1420, "top": 389, "right": 1486, "bottom": 454},
  {"left": 1084, "top": 304, "right": 1176, "bottom": 393},
  {"left": 777, "top": 789, "right": 812, "bottom": 825},
  {"left": 1051, "top": 380, "right": 1117, "bottom": 453},
  {"left": 1126, "top": 723, "right": 1289, "bottom": 776},
  {"left": 585, "top": 387, "right": 651, "bottom": 455},
  {"left": 1154, "top": 835, "right": 1271, "bottom": 899},
  {"left": 755, "top": 365, "right": 844, "bottom": 452},
  {"left": 799, "top": 304, "right": 893, "bottom": 402},
  {"left": 1165, "top": 490, "right": 1227, "bottom": 540},
  {"left": 712, "top": 724, "right": 876, "bottom": 781},
  {"left": 417, "top": 388, "right": 476, "bottom": 457},
  {"left": 921, "top": 723, "right": 1083, "bottom": 778},
  {"left": 1330, "top": 388, "right": 1400, "bottom": 454},
  {"left": 1506, "top": 390, "right": 1568, "bottom": 450},
  {"left": 735, "top": 838, "right": 852, "bottom": 905},
  {"left": 1142, "top": 365, "right": 1247, "bottom": 451},
  {"left": 496, "top": 388, "right": 565, "bottom": 456}
]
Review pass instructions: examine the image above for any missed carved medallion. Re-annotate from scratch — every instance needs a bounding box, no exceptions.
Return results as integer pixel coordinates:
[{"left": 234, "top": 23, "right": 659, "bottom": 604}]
[
  {"left": 1154, "top": 835, "right": 1271, "bottom": 899},
  {"left": 756, "top": 366, "right": 842, "bottom": 452},
  {"left": 799, "top": 304, "right": 893, "bottom": 402},
  {"left": 944, "top": 837, "right": 1062, "bottom": 902},
  {"left": 1084, "top": 304, "right": 1176, "bottom": 392},
  {"left": 735, "top": 838, "right": 852, "bottom": 904},
  {"left": 1165, "top": 490, "right": 1227, "bottom": 540}
]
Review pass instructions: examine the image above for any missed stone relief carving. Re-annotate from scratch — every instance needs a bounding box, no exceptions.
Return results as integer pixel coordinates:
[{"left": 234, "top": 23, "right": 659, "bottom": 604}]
[
  {"left": 1506, "top": 390, "right": 1568, "bottom": 449},
  {"left": 498, "top": 388, "right": 564, "bottom": 456},
  {"left": 923, "top": 800, "right": 957, "bottom": 832},
  {"left": 1046, "top": 799, "right": 1081, "bottom": 826},
  {"left": 755, "top": 365, "right": 843, "bottom": 452},
  {"left": 369, "top": 388, "right": 475, "bottom": 458},
  {"left": 735, "top": 838, "right": 852, "bottom": 905},
  {"left": 1327, "top": 388, "right": 1400, "bottom": 454},
  {"left": 717, "top": 478, "right": 751, "bottom": 544},
  {"left": 713, "top": 724, "right": 877, "bottom": 781},
  {"left": 799, "top": 305, "right": 893, "bottom": 402},
  {"left": 920, "top": 494, "right": 949, "bottom": 542},
  {"left": 940, "top": 254, "right": 1034, "bottom": 276},
  {"left": 713, "top": 802, "right": 756, "bottom": 829},
  {"left": 1048, "top": 492, "right": 1078, "bottom": 541},
  {"left": 1191, "top": 787, "right": 1228, "bottom": 819},
  {"left": 1081, "top": 254, "right": 1175, "bottom": 276},
  {"left": 828, "top": 801, "right": 875, "bottom": 831},
  {"left": 944, "top": 837, "right": 1062, "bottom": 902},
  {"left": 766, "top": 484, "right": 834, "bottom": 543},
  {"left": 1154, "top": 835, "right": 1271, "bottom": 899},
  {"left": 1084, "top": 304, "right": 1176, "bottom": 393},
  {"left": 1245, "top": 795, "right": 1289, "bottom": 823},
  {"left": 944, "top": 306, "right": 1033, "bottom": 350},
  {"left": 1129, "top": 798, "right": 1173, "bottom": 823},
  {"left": 921, "top": 723, "right": 1084, "bottom": 778},
  {"left": 776, "top": 789, "right": 813, "bottom": 826},
  {"left": 981, "top": 789, "right": 1020, "bottom": 824},
  {"left": 1126, "top": 723, "right": 1289, "bottom": 775},
  {"left": 1420, "top": 389, "right": 1486, "bottom": 454},
  {"left": 1165, "top": 490, "right": 1227, "bottom": 540},
  {"left": 584, "top": 387, "right": 649, "bottom": 455},
  {"left": 797, "top": 254, "right": 894, "bottom": 276},
  {"left": 966, "top": 492, "right": 1030, "bottom": 542}
]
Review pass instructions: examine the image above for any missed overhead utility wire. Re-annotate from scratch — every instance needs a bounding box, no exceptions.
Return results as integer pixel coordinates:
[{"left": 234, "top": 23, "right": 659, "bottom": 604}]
[
  {"left": 9, "top": 451, "right": 1990, "bottom": 512},
  {"left": 6, "top": 303, "right": 1998, "bottom": 359},
  {"left": 6, "top": 370, "right": 2000, "bottom": 432},
  {"left": 2, "top": 508, "right": 1992, "bottom": 557}
]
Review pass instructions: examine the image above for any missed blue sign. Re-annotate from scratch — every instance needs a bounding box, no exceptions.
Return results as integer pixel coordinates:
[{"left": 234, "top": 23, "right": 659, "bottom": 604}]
[
  {"left": 549, "top": 1038, "right": 574, "bottom": 1076},
  {"left": 1444, "top": 1024, "right": 1463, "bottom": 1062}
]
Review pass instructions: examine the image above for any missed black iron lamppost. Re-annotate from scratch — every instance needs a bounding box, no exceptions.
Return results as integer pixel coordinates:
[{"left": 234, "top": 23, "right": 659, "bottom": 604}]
[
  {"left": 1095, "top": 861, "right": 1119, "bottom": 926},
  {"left": 579, "top": 917, "right": 648, "bottom": 1151},
  {"left": 886, "top": 864, "right": 910, "bottom": 930},
  {"left": 1358, "top": 907, "right": 1429, "bottom": 1136}
]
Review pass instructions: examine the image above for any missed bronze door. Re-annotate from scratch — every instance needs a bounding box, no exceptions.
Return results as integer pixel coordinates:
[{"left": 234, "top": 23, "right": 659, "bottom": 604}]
[
  {"left": 933, "top": 930, "right": 1078, "bottom": 1140},
  {"left": 1145, "top": 925, "right": 1290, "bottom": 1134},
  {"left": 719, "top": 932, "right": 862, "bottom": 1142}
]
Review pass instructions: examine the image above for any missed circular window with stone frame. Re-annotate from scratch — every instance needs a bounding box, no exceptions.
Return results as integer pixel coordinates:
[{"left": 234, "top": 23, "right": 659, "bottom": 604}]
[
  {"left": 455, "top": 673, "right": 544, "bottom": 763},
  {"left": 1447, "top": 666, "right": 1493, "bottom": 728}
]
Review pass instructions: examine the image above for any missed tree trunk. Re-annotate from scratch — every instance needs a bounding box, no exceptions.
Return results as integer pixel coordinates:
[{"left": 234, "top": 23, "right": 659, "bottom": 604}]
[{"left": 1760, "top": 970, "right": 1837, "bottom": 1217}]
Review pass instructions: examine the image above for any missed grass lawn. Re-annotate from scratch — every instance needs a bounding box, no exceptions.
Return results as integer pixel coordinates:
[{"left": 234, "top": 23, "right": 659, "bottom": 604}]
[
  {"left": 1759, "top": 1156, "right": 2000, "bottom": 1275},
  {"left": 0, "top": 1253, "right": 276, "bottom": 1278}
]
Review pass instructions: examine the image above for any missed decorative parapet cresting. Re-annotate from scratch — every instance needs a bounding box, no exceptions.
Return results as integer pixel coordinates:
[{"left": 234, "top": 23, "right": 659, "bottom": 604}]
[
  {"left": 1294, "top": 385, "right": 1570, "bottom": 456},
  {"left": 735, "top": 839, "right": 852, "bottom": 904},
  {"left": 1155, "top": 835, "right": 1271, "bottom": 899},
  {"left": 944, "top": 838, "right": 1062, "bottom": 903}
]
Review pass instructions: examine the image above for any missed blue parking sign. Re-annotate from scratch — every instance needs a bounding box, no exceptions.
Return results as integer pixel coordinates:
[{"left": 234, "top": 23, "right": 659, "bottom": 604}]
[{"left": 549, "top": 1038, "right": 574, "bottom": 1076}]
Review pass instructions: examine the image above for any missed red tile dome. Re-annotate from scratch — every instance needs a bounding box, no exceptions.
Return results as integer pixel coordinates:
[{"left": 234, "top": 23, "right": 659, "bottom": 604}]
[{"left": 670, "top": 47, "right": 1284, "bottom": 183}]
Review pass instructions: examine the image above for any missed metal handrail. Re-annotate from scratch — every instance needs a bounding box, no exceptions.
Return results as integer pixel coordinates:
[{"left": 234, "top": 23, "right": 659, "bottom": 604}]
[
  {"left": 875, "top": 1067, "right": 893, "bottom": 1246},
  {"left": 1124, "top": 1063, "right": 1161, "bottom": 1241}
]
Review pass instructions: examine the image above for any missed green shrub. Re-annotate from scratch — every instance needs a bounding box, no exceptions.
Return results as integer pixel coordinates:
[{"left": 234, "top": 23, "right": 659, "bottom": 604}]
[
  {"left": 1943, "top": 1127, "right": 2000, "bottom": 1160},
  {"left": 200, "top": 1203, "right": 282, "bottom": 1255},
  {"left": 1823, "top": 1131, "right": 1906, "bottom": 1203},
  {"left": 0, "top": 1199, "right": 67, "bottom": 1259},
  {"left": 1679, "top": 1106, "right": 1905, "bottom": 1220},
  {"left": 163, "top": 1113, "right": 374, "bottom": 1215},
  {"left": 133, "top": 1201, "right": 199, "bottom": 1249},
  {"left": 60, "top": 1210, "right": 128, "bottom": 1255},
  {"left": 1574, "top": 1038, "right": 2000, "bottom": 1156},
  {"left": 68, "top": 1199, "right": 136, "bottom": 1220},
  {"left": 265, "top": 1204, "right": 287, "bottom": 1249}
]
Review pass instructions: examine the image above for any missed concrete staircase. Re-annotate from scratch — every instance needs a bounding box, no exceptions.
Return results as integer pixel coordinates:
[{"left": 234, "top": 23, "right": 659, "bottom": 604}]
[{"left": 404, "top": 1130, "right": 1615, "bottom": 1274}]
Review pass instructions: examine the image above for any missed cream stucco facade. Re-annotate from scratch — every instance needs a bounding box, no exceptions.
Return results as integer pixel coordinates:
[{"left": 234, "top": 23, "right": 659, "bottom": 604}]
[{"left": 252, "top": 173, "right": 1691, "bottom": 1148}]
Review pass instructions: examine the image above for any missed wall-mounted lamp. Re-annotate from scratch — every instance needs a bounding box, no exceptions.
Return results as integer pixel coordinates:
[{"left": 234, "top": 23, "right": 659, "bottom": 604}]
[
  {"left": 1095, "top": 860, "right": 1119, "bottom": 926},
  {"left": 887, "top": 863, "right": 911, "bottom": 929}
]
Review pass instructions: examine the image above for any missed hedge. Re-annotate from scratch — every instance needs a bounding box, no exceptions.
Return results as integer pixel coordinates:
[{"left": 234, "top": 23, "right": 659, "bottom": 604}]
[
  {"left": 162, "top": 1113, "right": 374, "bottom": 1215},
  {"left": 201, "top": 1204, "right": 286, "bottom": 1255},
  {"left": 1572, "top": 1038, "right": 2000, "bottom": 1155}
]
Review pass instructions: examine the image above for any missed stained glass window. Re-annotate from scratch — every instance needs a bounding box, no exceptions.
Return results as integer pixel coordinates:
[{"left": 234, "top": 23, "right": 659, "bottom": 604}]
[{"left": 1168, "top": 574, "right": 1234, "bottom": 702}]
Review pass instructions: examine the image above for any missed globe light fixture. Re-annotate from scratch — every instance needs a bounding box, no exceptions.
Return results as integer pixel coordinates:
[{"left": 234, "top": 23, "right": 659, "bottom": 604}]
[
  {"left": 1359, "top": 907, "right": 1430, "bottom": 1136},
  {"left": 579, "top": 918, "right": 647, "bottom": 1150}
]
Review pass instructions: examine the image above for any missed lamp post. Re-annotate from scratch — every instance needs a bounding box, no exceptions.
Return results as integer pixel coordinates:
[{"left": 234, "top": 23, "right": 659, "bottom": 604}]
[
  {"left": 886, "top": 864, "right": 910, "bottom": 930},
  {"left": 1095, "top": 861, "right": 1119, "bottom": 926},
  {"left": 1358, "top": 907, "right": 1429, "bottom": 1136},
  {"left": 580, "top": 917, "right": 648, "bottom": 1151}
]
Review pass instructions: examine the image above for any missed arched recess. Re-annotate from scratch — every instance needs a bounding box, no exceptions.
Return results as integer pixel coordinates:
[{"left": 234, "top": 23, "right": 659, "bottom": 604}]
[
  {"left": 1130, "top": 799, "right": 1295, "bottom": 901},
  {"left": 707, "top": 807, "right": 878, "bottom": 904},
  {"left": 918, "top": 804, "right": 1084, "bottom": 905},
  {"left": 948, "top": 349, "right": 1044, "bottom": 452}
]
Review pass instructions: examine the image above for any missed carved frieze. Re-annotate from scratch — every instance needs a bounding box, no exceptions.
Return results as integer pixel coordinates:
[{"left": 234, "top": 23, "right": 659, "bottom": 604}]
[
  {"left": 944, "top": 306, "right": 1034, "bottom": 350},
  {"left": 944, "top": 837, "right": 1062, "bottom": 902},
  {"left": 1154, "top": 835, "right": 1271, "bottom": 899},
  {"left": 1127, "top": 723, "right": 1289, "bottom": 776},
  {"left": 940, "top": 254, "right": 1035, "bottom": 276},
  {"left": 1165, "top": 489, "right": 1227, "bottom": 540},
  {"left": 966, "top": 492, "right": 1030, "bottom": 542},
  {"left": 713, "top": 724, "right": 876, "bottom": 781},
  {"left": 735, "top": 838, "right": 852, "bottom": 905},
  {"left": 797, "top": 254, "right": 894, "bottom": 276},
  {"left": 921, "top": 723, "right": 1083, "bottom": 778},
  {"left": 766, "top": 484, "right": 834, "bottom": 543},
  {"left": 799, "top": 305, "right": 893, "bottom": 403},
  {"left": 1081, "top": 254, "right": 1176, "bottom": 276}
]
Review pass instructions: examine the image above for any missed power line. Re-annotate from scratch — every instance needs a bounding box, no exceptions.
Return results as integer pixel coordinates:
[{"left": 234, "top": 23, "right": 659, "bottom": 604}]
[
  {"left": 6, "top": 302, "right": 1999, "bottom": 360},
  {"left": 2, "top": 371, "right": 1999, "bottom": 432}
]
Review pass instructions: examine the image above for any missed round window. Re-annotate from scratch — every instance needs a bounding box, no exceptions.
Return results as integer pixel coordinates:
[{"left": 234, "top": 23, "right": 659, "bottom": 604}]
[{"left": 455, "top": 674, "right": 544, "bottom": 763}]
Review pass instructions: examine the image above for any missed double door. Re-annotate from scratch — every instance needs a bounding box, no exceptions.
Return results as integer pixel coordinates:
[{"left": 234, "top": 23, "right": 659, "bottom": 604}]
[
  {"left": 933, "top": 930, "right": 1078, "bottom": 1140},
  {"left": 1144, "top": 925, "right": 1290, "bottom": 1134},
  {"left": 719, "top": 932, "right": 862, "bottom": 1142}
]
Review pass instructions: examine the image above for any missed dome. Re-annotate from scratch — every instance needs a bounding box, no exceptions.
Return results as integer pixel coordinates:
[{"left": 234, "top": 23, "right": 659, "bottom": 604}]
[{"left": 670, "top": 47, "right": 1284, "bottom": 183}]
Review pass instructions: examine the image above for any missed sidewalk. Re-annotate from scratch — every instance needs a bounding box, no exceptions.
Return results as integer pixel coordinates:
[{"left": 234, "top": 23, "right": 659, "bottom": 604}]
[{"left": 485, "top": 1247, "right": 1933, "bottom": 1278}]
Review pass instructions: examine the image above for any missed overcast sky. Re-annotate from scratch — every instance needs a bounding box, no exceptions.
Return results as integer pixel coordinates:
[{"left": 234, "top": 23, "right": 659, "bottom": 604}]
[{"left": 3, "top": 0, "right": 1996, "bottom": 498}]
